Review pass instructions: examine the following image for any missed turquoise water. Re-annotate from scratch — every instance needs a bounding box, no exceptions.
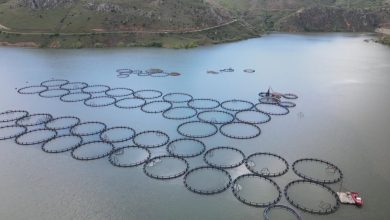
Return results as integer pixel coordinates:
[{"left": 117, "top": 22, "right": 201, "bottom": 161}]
[{"left": 0, "top": 33, "right": 389, "bottom": 219}]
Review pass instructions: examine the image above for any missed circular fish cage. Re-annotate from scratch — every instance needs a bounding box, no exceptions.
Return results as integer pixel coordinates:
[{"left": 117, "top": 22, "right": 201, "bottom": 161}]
[
  {"left": 184, "top": 166, "right": 232, "bottom": 195},
  {"left": 187, "top": 98, "right": 220, "bottom": 110},
  {"left": 60, "top": 92, "right": 92, "bottom": 102},
  {"left": 197, "top": 110, "right": 234, "bottom": 124},
  {"left": 137, "top": 71, "right": 151, "bottom": 77},
  {"left": 115, "top": 97, "right": 146, "bottom": 109},
  {"left": 41, "top": 135, "right": 83, "bottom": 153},
  {"left": 39, "top": 89, "right": 70, "bottom": 98},
  {"left": 244, "top": 69, "right": 255, "bottom": 73},
  {"left": 177, "top": 121, "right": 218, "bottom": 138},
  {"left": 284, "top": 180, "right": 340, "bottom": 215},
  {"left": 221, "top": 99, "right": 254, "bottom": 111},
  {"left": 16, "top": 113, "right": 52, "bottom": 127},
  {"left": 259, "top": 97, "right": 280, "bottom": 105},
  {"left": 162, "top": 93, "right": 193, "bottom": 103},
  {"left": 143, "top": 156, "right": 189, "bottom": 180},
  {"left": 109, "top": 146, "right": 151, "bottom": 167},
  {"left": 245, "top": 153, "right": 289, "bottom": 177},
  {"left": 82, "top": 85, "right": 110, "bottom": 94},
  {"left": 162, "top": 107, "right": 197, "bottom": 120},
  {"left": 279, "top": 101, "right": 296, "bottom": 108},
  {"left": 234, "top": 110, "right": 271, "bottom": 124},
  {"left": 15, "top": 128, "right": 57, "bottom": 145},
  {"left": 70, "top": 121, "right": 107, "bottom": 136},
  {"left": 18, "top": 85, "right": 48, "bottom": 95},
  {"left": 203, "top": 146, "right": 245, "bottom": 169},
  {"left": 141, "top": 101, "right": 172, "bottom": 113},
  {"left": 292, "top": 158, "right": 343, "bottom": 184},
  {"left": 150, "top": 72, "right": 170, "bottom": 77},
  {"left": 232, "top": 174, "right": 282, "bottom": 207},
  {"left": 132, "top": 130, "right": 170, "bottom": 148},
  {"left": 41, "top": 79, "right": 69, "bottom": 87},
  {"left": 84, "top": 96, "right": 117, "bottom": 107},
  {"left": 105, "top": 88, "right": 134, "bottom": 97},
  {"left": 60, "top": 82, "right": 88, "bottom": 90},
  {"left": 45, "top": 116, "right": 81, "bottom": 130},
  {"left": 100, "top": 126, "right": 136, "bottom": 143},
  {"left": 0, "top": 125, "right": 27, "bottom": 140},
  {"left": 263, "top": 205, "right": 302, "bottom": 220},
  {"left": 0, "top": 110, "right": 29, "bottom": 123},
  {"left": 166, "top": 138, "right": 206, "bottom": 158},
  {"left": 146, "top": 68, "right": 164, "bottom": 74},
  {"left": 169, "top": 72, "right": 181, "bottom": 76},
  {"left": 219, "top": 122, "right": 261, "bottom": 139},
  {"left": 133, "top": 90, "right": 163, "bottom": 99},
  {"left": 71, "top": 141, "right": 114, "bottom": 161},
  {"left": 282, "top": 93, "right": 298, "bottom": 100},
  {"left": 255, "top": 103, "right": 289, "bottom": 116}
]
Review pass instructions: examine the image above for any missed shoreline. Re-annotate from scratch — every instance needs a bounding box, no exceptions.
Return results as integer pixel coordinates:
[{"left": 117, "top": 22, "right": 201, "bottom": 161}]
[{"left": 0, "top": 31, "right": 386, "bottom": 49}]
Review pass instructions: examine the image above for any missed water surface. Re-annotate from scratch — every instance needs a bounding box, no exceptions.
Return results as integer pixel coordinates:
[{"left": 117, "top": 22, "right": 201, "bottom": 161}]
[{"left": 0, "top": 33, "right": 389, "bottom": 219}]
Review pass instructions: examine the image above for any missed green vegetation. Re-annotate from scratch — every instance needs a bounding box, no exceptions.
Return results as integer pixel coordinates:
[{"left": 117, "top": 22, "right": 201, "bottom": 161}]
[{"left": 0, "top": 0, "right": 389, "bottom": 48}]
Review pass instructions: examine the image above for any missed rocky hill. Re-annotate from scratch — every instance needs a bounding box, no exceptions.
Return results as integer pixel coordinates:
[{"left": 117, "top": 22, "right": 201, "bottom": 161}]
[{"left": 0, "top": 0, "right": 389, "bottom": 48}]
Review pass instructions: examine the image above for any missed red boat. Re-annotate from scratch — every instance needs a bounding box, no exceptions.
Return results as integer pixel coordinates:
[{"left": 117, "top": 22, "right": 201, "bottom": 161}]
[{"left": 337, "top": 191, "right": 363, "bottom": 207}]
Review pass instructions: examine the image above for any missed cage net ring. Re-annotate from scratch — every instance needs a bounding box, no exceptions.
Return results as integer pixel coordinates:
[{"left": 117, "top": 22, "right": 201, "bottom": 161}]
[
  {"left": 100, "top": 126, "right": 136, "bottom": 143},
  {"left": 71, "top": 141, "right": 114, "bottom": 161},
  {"left": 197, "top": 110, "right": 235, "bottom": 124},
  {"left": 84, "top": 96, "right": 117, "bottom": 107},
  {"left": 292, "top": 158, "right": 343, "bottom": 184},
  {"left": 105, "top": 88, "right": 134, "bottom": 97},
  {"left": 70, "top": 121, "right": 107, "bottom": 136},
  {"left": 41, "top": 134, "right": 83, "bottom": 153},
  {"left": 221, "top": 99, "right": 254, "bottom": 111},
  {"left": 16, "top": 113, "right": 53, "bottom": 127},
  {"left": 255, "top": 103, "right": 290, "bottom": 116},
  {"left": 177, "top": 121, "right": 218, "bottom": 138},
  {"left": 143, "top": 155, "right": 189, "bottom": 180},
  {"left": 60, "top": 82, "right": 88, "bottom": 90},
  {"left": 39, "top": 89, "right": 70, "bottom": 98},
  {"left": 162, "top": 93, "right": 193, "bottom": 103},
  {"left": 0, "top": 110, "right": 29, "bottom": 123},
  {"left": 245, "top": 152, "right": 289, "bottom": 177},
  {"left": 219, "top": 122, "right": 261, "bottom": 139},
  {"left": 162, "top": 107, "right": 198, "bottom": 120},
  {"left": 232, "top": 174, "right": 282, "bottom": 207},
  {"left": 60, "top": 92, "right": 92, "bottom": 102},
  {"left": 17, "top": 85, "right": 48, "bottom": 95},
  {"left": 203, "top": 146, "right": 245, "bottom": 169},
  {"left": 263, "top": 205, "right": 302, "bottom": 220},
  {"left": 133, "top": 89, "right": 163, "bottom": 99},
  {"left": 282, "top": 93, "right": 298, "bottom": 100},
  {"left": 109, "top": 146, "right": 151, "bottom": 167},
  {"left": 40, "top": 79, "right": 69, "bottom": 87},
  {"left": 166, "top": 138, "right": 206, "bottom": 158},
  {"left": 115, "top": 97, "right": 146, "bottom": 109},
  {"left": 141, "top": 101, "right": 172, "bottom": 113},
  {"left": 15, "top": 128, "right": 57, "bottom": 145},
  {"left": 187, "top": 98, "right": 220, "bottom": 110},
  {"left": 184, "top": 166, "right": 232, "bottom": 195},
  {"left": 132, "top": 130, "right": 170, "bottom": 148},
  {"left": 0, "top": 125, "right": 28, "bottom": 140},
  {"left": 45, "top": 116, "right": 81, "bottom": 130},
  {"left": 82, "top": 85, "right": 111, "bottom": 94},
  {"left": 284, "top": 180, "right": 340, "bottom": 215}
]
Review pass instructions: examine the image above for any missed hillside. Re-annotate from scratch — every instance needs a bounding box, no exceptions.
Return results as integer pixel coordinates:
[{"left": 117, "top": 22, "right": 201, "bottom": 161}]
[{"left": 0, "top": 0, "right": 389, "bottom": 48}]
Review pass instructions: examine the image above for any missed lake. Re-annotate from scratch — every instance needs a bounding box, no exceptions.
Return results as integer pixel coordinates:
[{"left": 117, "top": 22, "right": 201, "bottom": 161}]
[{"left": 0, "top": 33, "right": 389, "bottom": 220}]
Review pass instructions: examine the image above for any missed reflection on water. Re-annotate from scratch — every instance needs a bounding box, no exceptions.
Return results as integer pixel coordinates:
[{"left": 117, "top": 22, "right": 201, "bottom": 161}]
[{"left": 0, "top": 33, "right": 390, "bottom": 219}]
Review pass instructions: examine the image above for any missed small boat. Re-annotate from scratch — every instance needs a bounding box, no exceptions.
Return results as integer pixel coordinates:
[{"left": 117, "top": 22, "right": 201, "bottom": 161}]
[{"left": 337, "top": 192, "right": 363, "bottom": 206}]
